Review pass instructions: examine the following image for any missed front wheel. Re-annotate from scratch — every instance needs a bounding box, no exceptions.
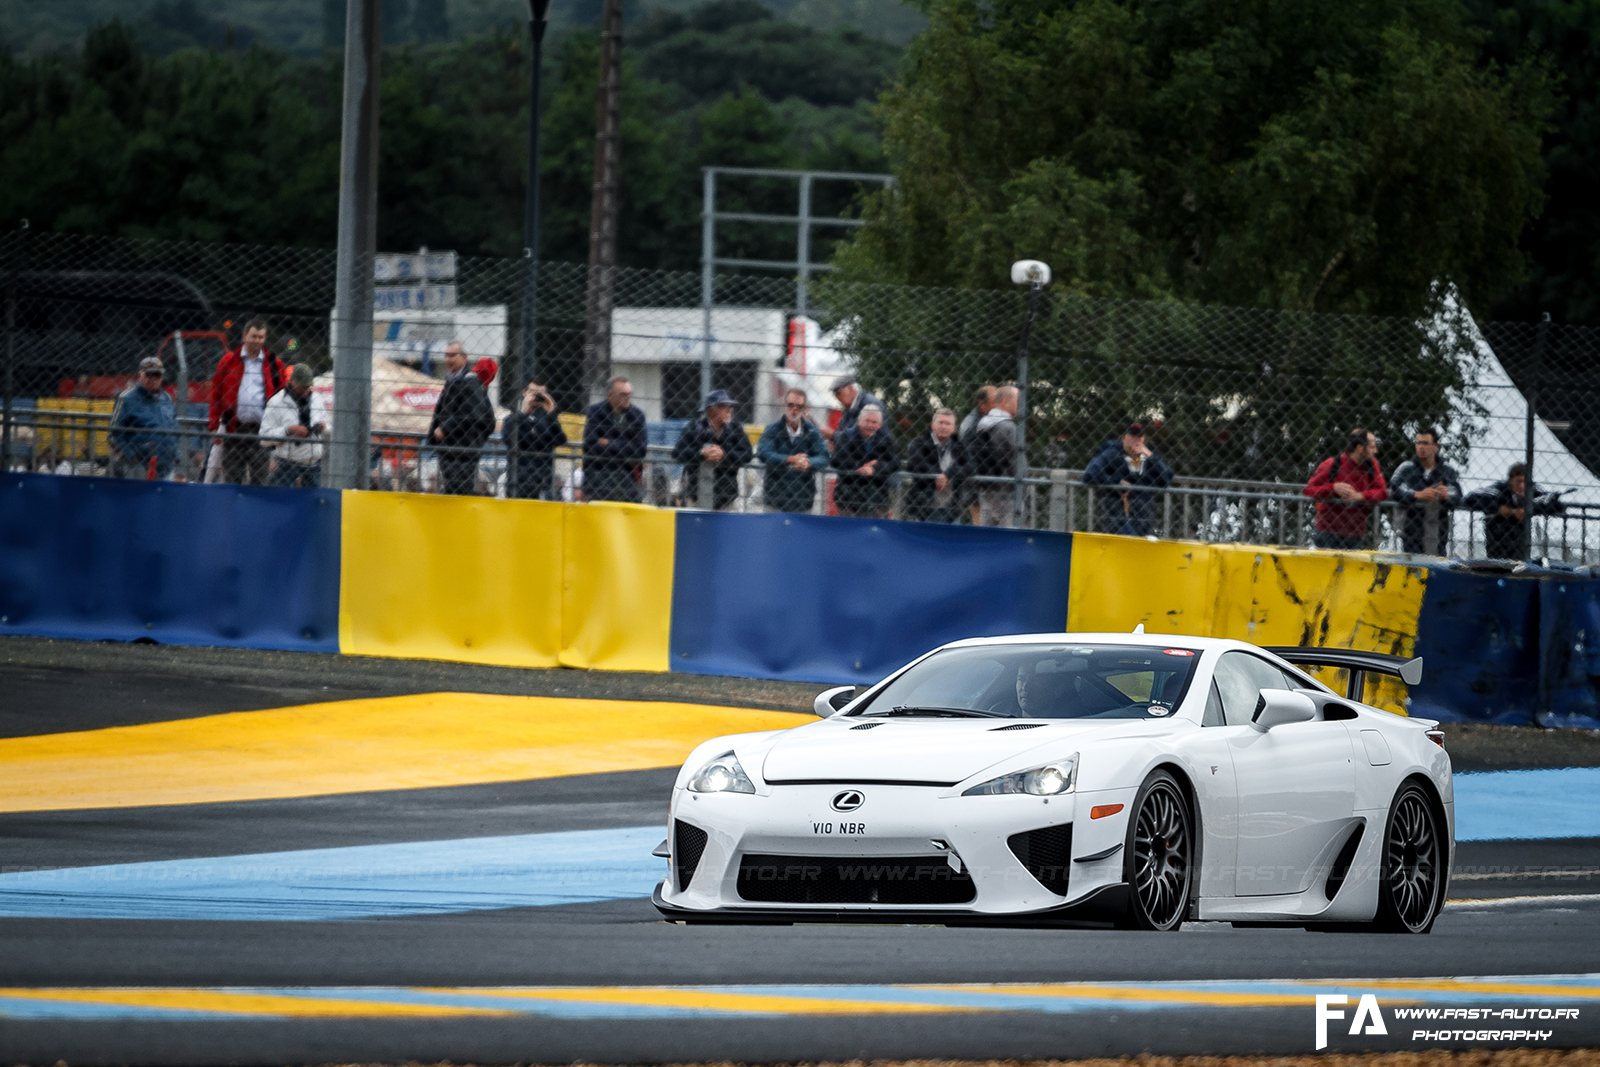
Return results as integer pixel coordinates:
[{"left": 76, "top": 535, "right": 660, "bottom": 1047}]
[
  {"left": 1373, "top": 782, "right": 1445, "bottom": 933},
  {"left": 1119, "top": 769, "right": 1193, "bottom": 931}
]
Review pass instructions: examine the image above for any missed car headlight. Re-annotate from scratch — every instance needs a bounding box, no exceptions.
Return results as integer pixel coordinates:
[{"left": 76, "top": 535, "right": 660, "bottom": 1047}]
[
  {"left": 687, "top": 750, "right": 756, "bottom": 794},
  {"left": 963, "top": 753, "right": 1078, "bottom": 796}
]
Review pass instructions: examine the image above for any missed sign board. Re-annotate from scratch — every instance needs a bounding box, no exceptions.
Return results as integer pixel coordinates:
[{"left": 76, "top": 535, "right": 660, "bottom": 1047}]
[
  {"left": 373, "top": 251, "right": 457, "bottom": 282},
  {"left": 374, "top": 285, "right": 457, "bottom": 311}
]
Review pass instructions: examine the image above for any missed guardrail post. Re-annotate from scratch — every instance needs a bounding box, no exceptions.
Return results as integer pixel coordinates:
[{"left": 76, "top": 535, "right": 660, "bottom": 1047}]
[
  {"left": 698, "top": 460, "right": 716, "bottom": 511},
  {"left": 1048, "top": 469, "right": 1067, "bottom": 532},
  {"left": 1423, "top": 500, "right": 1439, "bottom": 556},
  {"left": 891, "top": 476, "right": 906, "bottom": 521},
  {"left": 812, "top": 470, "right": 826, "bottom": 515}
]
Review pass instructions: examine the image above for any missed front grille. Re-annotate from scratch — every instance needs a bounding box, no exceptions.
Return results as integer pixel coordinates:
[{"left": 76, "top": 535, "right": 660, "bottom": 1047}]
[
  {"left": 674, "top": 819, "right": 708, "bottom": 892},
  {"left": 736, "top": 854, "right": 976, "bottom": 905},
  {"left": 1008, "top": 823, "right": 1074, "bottom": 896}
]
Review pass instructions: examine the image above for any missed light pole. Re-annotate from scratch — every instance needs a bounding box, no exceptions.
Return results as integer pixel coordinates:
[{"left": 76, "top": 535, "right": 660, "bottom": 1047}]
[
  {"left": 510, "top": 0, "right": 550, "bottom": 495},
  {"left": 1010, "top": 259, "right": 1050, "bottom": 525}
]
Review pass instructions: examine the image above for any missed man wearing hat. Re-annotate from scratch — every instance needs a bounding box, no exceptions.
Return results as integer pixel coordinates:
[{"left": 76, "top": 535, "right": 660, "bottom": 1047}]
[
  {"left": 259, "top": 363, "right": 330, "bottom": 488},
  {"left": 672, "top": 389, "right": 753, "bottom": 510},
  {"left": 821, "top": 373, "right": 882, "bottom": 443},
  {"left": 109, "top": 357, "right": 179, "bottom": 479},
  {"left": 1082, "top": 419, "right": 1175, "bottom": 536}
]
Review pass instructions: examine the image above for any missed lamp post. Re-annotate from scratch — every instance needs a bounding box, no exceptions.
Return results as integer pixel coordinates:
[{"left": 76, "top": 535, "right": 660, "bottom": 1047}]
[
  {"left": 1010, "top": 259, "right": 1050, "bottom": 525},
  {"left": 510, "top": 0, "right": 550, "bottom": 495}
]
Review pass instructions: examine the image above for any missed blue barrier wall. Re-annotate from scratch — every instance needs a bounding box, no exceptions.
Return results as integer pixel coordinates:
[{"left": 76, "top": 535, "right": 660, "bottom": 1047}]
[
  {"left": 1412, "top": 568, "right": 1540, "bottom": 725},
  {"left": 1538, "top": 578, "right": 1600, "bottom": 729},
  {"left": 0, "top": 475, "right": 340, "bottom": 651},
  {"left": 669, "top": 512, "right": 1074, "bottom": 684}
]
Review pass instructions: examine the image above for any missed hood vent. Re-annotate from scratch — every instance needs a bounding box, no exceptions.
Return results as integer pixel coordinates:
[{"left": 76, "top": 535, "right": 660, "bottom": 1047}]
[
  {"left": 991, "top": 722, "right": 1045, "bottom": 731},
  {"left": 849, "top": 722, "right": 883, "bottom": 731}
]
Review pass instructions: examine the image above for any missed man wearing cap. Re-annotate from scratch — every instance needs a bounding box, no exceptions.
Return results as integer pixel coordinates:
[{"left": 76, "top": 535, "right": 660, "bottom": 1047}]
[
  {"left": 821, "top": 373, "right": 882, "bottom": 443},
  {"left": 210, "top": 318, "right": 289, "bottom": 485},
  {"left": 757, "top": 387, "right": 831, "bottom": 513},
  {"left": 259, "top": 363, "right": 330, "bottom": 488},
  {"left": 109, "top": 357, "right": 179, "bottom": 480},
  {"left": 1083, "top": 420, "right": 1175, "bottom": 536},
  {"left": 672, "top": 389, "right": 754, "bottom": 510},
  {"left": 429, "top": 340, "right": 497, "bottom": 496}
]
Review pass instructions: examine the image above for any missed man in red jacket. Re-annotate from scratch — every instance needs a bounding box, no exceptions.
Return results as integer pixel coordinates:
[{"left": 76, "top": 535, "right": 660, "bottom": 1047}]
[
  {"left": 209, "top": 318, "right": 289, "bottom": 485},
  {"left": 1304, "top": 427, "right": 1388, "bottom": 550}
]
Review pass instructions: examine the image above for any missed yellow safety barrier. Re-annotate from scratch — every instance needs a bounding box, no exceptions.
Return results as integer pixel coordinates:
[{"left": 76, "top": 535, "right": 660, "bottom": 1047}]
[
  {"left": 35, "top": 398, "right": 116, "bottom": 462},
  {"left": 339, "top": 492, "right": 671, "bottom": 672},
  {"left": 1067, "top": 532, "right": 1427, "bottom": 713}
]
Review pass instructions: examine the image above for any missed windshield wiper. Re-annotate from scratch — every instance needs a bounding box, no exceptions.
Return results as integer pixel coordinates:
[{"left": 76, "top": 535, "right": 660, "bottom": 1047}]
[{"left": 864, "top": 705, "right": 1012, "bottom": 719}]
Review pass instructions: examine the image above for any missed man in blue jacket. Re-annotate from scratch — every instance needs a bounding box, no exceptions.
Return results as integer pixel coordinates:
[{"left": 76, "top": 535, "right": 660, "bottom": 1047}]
[
  {"left": 757, "top": 387, "right": 830, "bottom": 513},
  {"left": 583, "top": 376, "right": 649, "bottom": 502},
  {"left": 1082, "top": 420, "right": 1175, "bottom": 536},
  {"left": 109, "top": 357, "right": 178, "bottom": 479}
]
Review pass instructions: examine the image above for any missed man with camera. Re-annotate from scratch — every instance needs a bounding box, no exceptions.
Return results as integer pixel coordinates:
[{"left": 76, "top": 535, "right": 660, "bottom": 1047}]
[
  {"left": 504, "top": 379, "right": 568, "bottom": 500},
  {"left": 258, "top": 364, "right": 329, "bottom": 488}
]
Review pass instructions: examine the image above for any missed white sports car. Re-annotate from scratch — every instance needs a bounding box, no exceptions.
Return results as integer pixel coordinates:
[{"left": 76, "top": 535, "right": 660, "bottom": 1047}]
[{"left": 653, "top": 633, "right": 1453, "bottom": 932}]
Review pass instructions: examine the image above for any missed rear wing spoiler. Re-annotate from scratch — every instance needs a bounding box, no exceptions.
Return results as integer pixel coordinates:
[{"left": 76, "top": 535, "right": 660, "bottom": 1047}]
[{"left": 1261, "top": 646, "right": 1423, "bottom": 703}]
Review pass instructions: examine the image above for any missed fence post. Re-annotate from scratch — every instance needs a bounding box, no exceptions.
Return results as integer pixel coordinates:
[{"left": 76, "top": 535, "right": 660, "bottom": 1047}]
[
  {"left": 812, "top": 469, "right": 825, "bottom": 515},
  {"left": 1048, "top": 469, "right": 1067, "bottom": 532},
  {"left": 1524, "top": 312, "right": 1549, "bottom": 562},
  {"left": 173, "top": 333, "right": 191, "bottom": 482},
  {"left": 2, "top": 220, "right": 25, "bottom": 474},
  {"left": 1423, "top": 500, "right": 1439, "bottom": 556},
  {"left": 891, "top": 476, "right": 906, "bottom": 521},
  {"left": 698, "top": 460, "right": 716, "bottom": 511}
]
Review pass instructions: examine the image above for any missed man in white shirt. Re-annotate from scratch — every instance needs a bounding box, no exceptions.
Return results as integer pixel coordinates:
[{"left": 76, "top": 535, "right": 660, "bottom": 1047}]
[{"left": 259, "top": 364, "right": 329, "bottom": 488}]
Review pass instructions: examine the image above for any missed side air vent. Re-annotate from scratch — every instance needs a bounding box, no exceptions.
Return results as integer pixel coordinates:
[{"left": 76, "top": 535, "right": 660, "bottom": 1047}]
[
  {"left": 1322, "top": 703, "right": 1359, "bottom": 721},
  {"left": 1324, "top": 824, "right": 1365, "bottom": 900},
  {"left": 850, "top": 722, "right": 883, "bottom": 731},
  {"left": 991, "top": 722, "right": 1045, "bottom": 731},
  {"left": 1007, "top": 823, "right": 1073, "bottom": 896},
  {"left": 674, "top": 819, "right": 709, "bottom": 892}
]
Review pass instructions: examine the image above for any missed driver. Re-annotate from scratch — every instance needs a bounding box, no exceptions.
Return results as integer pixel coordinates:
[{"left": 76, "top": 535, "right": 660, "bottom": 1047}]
[{"left": 1015, "top": 662, "right": 1075, "bottom": 716}]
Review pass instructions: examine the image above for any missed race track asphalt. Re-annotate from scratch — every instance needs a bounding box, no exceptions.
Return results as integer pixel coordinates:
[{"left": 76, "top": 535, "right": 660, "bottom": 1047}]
[{"left": 1, "top": 635, "right": 1597, "bottom": 1065}]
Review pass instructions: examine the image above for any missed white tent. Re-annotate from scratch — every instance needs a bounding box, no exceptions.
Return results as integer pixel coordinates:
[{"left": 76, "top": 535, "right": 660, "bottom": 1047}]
[{"left": 312, "top": 358, "right": 508, "bottom": 438}]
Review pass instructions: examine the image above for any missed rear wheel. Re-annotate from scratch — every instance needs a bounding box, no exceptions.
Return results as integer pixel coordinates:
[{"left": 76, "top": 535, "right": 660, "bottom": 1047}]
[
  {"left": 1119, "top": 770, "right": 1193, "bottom": 931},
  {"left": 1373, "top": 783, "right": 1444, "bottom": 933}
]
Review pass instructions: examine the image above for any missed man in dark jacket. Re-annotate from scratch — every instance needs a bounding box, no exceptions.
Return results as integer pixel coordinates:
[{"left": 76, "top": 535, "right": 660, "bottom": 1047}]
[
  {"left": 1464, "top": 463, "right": 1565, "bottom": 560},
  {"left": 757, "top": 387, "right": 830, "bottom": 513},
  {"left": 503, "top": 379, "right": 567, "bottom": 500},
  {"left": 583, "top": 376, "right": 649, "bottom": 502},
  {"left": 673, "top": 389, "right": 753, "bottom": 510},
  {"left": 832, "top": 404, "right": 899, "bottom": 518},
  {"left": 904, "top": 407, "right": 970, "bottom": 523},
  {"left": 110, "top": 357, "right": 178, "bottom": 479},
  {"left": 1082, "top": 420, "right": 1175, "bottom": 536},
  {"left": 1389, "top": 427, "right": 1462, "bottom": 555},
  {"left": 428, "top": 341, "right": 496, "bottom": 495},
  {"left": 1304, "top": 427, "right": 1387, "bottom": 549}
]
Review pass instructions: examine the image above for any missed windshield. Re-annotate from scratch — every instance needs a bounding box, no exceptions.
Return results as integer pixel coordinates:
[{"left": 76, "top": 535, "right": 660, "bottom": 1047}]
[{"left": 854, "top": 643, "right": 1202, "bottom": 720}]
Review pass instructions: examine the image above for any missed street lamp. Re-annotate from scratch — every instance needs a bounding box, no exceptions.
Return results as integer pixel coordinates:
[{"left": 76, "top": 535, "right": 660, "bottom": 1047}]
[
  {"left": 510, "top": 0, "right": 551, "bottom": 494},
  {"left": 1010, "top": 259, "right": 1050, "bottom": 524}
]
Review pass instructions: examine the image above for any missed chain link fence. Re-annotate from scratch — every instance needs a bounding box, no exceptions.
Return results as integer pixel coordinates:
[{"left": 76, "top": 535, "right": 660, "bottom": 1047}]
[{"left": 5, "top": 227, "right": 1600, "bottom": 563}]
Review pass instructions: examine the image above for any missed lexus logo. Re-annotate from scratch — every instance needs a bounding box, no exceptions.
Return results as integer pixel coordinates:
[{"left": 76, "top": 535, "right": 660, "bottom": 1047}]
[{"left": 830, "top": 790, "right": 864, "bottom": 812}]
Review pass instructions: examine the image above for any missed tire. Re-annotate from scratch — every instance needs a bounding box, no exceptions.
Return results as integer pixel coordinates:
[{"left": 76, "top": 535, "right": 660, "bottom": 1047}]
[
  {"left": 1118, "top": 769, "right": 1194, "bottom": 931},
  {"left": 1373, "top": 782, "right": 1445, "bottom": 933}
]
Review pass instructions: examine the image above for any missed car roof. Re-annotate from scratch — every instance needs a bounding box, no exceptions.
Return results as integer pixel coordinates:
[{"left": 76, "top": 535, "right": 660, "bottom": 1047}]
[{"left": 937, "top": 632, "right": 1260, "bottom": 655}]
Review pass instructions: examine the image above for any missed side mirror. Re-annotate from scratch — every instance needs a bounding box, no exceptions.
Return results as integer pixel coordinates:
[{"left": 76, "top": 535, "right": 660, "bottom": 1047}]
[
  {"left": 1252, "top": 688, "right": 1317, "bottom": 731},
  {"left": 814, "top": 685, "right": 856, "bottom": 717}
]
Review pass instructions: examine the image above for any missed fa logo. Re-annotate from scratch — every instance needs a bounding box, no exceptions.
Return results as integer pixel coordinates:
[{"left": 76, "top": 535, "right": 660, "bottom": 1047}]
[{"left": 1314, "top": 993, "right": 1387, "bottom": 1049}]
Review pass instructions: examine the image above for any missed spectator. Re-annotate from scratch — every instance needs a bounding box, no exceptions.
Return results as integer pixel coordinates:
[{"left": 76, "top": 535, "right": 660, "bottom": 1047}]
[
  {"left": 821, "top": 373, "right": 882, "bottom": 443},
  {"left": 959, "top": 384, "right": 996, "bottom": 523},
  {"left": 757, "top": 388, "right": 830, "bottom": 513},
  {"left": 109, "top": 356, "right": 178, "bottom": 480},
  {"left": 1389, "top": 427, "right": 1462, "bottom": 555},
  {"left": 583, "top": 376, "right": 648, "bottom": 502},
  {"left": 1304, "top": 427, "right": 1388, "bottom": 550},
  {"left": 1464, "top": 463, "right": 1566, "bottom": 560},
  {"left": 503, "top": 379, "right": 567, "bottom": 500},
  {"left": 259, "top": 363, "right": 329, "bottom": 488},
  {"left": 209, "top": 318, "right": 289, "bottom": 485},
  {"left": 972, "top": 385, "right": 1019, "bottom": 527},
  {"left": 832, "top": 404, "right": 899, "bottom": 518},
  {"left": 428, "top": 341, "right": 496, "bottom": 496},
  {"left": 1082, "top": 420, "right": 1175, "bottom": 536},
  {"left": 673, "top": 389, "right": 754, "bottom": 510},
  {"left": 904, "top": 407, "right": 971, "bottom": 523}
]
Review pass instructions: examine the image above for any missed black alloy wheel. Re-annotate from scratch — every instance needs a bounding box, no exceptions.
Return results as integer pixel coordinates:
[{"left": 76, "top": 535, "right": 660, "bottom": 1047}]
[
  {"left": 1120, "top": 770, "right": 1193, "bottom": 931},
  {"left": 1374, "top": 783, "right": 1444, "bottom": 933}
]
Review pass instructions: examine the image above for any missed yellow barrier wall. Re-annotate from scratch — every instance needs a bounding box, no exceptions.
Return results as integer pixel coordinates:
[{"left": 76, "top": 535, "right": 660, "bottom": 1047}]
[
  {"left": 340, "top": 493, "right": 672, "bottom": 672},
  {"left": 1067, "top": 532, "right": 1427, "bottom": 713}
]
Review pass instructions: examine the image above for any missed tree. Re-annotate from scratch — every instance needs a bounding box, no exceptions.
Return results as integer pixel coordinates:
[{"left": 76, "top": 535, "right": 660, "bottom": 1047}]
[{"left": 834, "top": 0, "right": 1554, "bottom": 320}]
